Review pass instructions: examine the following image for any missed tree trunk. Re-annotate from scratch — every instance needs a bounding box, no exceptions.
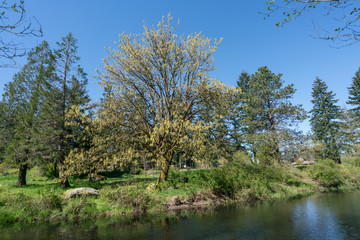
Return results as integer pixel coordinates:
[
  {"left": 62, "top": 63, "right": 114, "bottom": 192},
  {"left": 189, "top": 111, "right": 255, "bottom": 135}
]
[
  {"left": 335, "top": 156, "right": 342, "bottom": 164},
  {"left": 52, "top": 159, "right": 58, "bottom": 178},
  {"left": 156, "top": 162, "right": 170, "bottom": 186},
  {"left": 143, "top": 155, "right": 147, "bottom": 171},
  {"left": 16, "top": 163, "right": 28, "bottom": 186},
  {"left": 156, "top": 153, "right": 173, "bottom": 187},
  {"left": 58, "top": 38, "right": 70, "bottom": 189},
  {"left": 59, "top": 160, "right": 70, "bottom": 188}
]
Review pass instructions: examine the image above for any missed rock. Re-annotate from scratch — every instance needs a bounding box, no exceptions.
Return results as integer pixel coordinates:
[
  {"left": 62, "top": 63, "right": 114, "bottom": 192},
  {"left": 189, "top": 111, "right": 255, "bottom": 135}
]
[
  {"left": 62, "top": 187, "right": 99, "bottom": 199},
  {"left": 303, "top": 160, "right": 315, "bottom": 165}
]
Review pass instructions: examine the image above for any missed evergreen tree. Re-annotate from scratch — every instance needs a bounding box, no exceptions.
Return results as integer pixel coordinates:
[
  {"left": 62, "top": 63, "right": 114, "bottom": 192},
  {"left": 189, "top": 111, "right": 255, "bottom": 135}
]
[
  {"left": 0, "top": 96, "right": 15, "bottom": 162},
  {"left": 196, "top": 91, "right": 242, "bottom": 167},
  {"left": 310, "top": 78, "right": 341, "bottom": 163},
  {"left": 0, "top": 41, "right": 55, "bottom": 185},
  {"left": 40, "top": 33, "right": 89, "bottom": 187},
  {"left": 238, "top": 66, "right": 306, "bottom": 164},
  {"left": 347, "top": 68, "right": 360, "bottom": 121},
  {"left": 339, "top": 107, "right": 359, "bottom": 154}
]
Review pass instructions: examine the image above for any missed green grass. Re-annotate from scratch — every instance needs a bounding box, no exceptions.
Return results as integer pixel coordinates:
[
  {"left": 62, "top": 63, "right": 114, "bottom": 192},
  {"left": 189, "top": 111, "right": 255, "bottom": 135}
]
[{"left": 0, "top": 161, "right": 360, "bottom": 226}]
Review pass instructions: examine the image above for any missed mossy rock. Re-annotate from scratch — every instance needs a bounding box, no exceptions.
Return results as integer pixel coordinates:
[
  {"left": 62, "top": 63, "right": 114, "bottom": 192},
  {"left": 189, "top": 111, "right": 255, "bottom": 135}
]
[{"left": 62, "top": 187, "right": 99, "bottom": 199}]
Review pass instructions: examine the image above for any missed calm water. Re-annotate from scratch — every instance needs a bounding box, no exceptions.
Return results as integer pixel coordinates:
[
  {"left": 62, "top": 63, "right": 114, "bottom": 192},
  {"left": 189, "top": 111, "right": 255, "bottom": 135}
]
[{"left": 2, "top": 192, "right": 360, "bottom": 240}]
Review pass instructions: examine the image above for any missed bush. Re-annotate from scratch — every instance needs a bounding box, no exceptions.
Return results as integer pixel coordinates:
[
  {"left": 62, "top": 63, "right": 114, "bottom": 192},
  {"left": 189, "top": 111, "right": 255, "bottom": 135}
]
[
  {"left": 209, "top": 163, "right": 245, "bottom": 198},
  {"left": 62, "top": 198, "right": 96, "bottom": 221},
  {"left": 39, "top": 163, "right": 59, "bottom": 179},
  {"left": 164, "top": 170, "right": 190, "bottom": 189},
  {"left": 206, "top": 162, "right": 305, "bottom": 199},
  {"left": 40, "top": 192, "right": 62, "bottom": 210},
  {"left": 342, "top": 156, "right": 360, "bottom": 167},
  {"left": 103, "top": 185, "right": 156, "bottom": 214},
  {"left": 309, "top": 159, "right": 343, "bottom": 188}
]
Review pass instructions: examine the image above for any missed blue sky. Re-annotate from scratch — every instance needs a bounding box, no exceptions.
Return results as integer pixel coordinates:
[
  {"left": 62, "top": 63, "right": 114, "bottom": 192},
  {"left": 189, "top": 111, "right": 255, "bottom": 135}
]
[{"left": 0, "top": 0, "right": 359, "bottom": 133}]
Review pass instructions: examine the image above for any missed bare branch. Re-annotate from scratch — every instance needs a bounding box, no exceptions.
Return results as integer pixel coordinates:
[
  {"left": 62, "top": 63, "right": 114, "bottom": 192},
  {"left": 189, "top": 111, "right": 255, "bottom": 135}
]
[
  {"left": 263, "top": 0, "right": 360, "bottom": 46},
  {"left": 0, "top": 1, "right": 42, "bottom": 66}
]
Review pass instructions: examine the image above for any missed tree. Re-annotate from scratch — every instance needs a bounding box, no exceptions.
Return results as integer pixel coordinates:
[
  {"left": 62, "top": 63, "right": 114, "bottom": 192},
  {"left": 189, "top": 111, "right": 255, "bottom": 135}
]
[
  {"left": 69, "top": 15, "right": 233, "bottom": 186},
  {"left": 40, "top": 33, "right": 89, "bottom": 188},
  {"left": 193, "top": 90, "right": 242, "bottom": 168},
  {"left": 347, "top": 68, "right": 360, "bottom": 121},
  {"left": 265, "top": 0, "right": 360, "bottom": 45},
  {"left": 237, "top": 66, "right": 306, "bottom": 164},
  {"left": 310, "top": 78, "right": 341, "bottom": 162},
  {"left": 0, "top": 0, "right": 42, "bottom": 66},
  {"left": 339, "top": 107, "right": 359, "bottom": 154},
  {"left": 0, "top": 41, "right": 55, "bottom": 185}
]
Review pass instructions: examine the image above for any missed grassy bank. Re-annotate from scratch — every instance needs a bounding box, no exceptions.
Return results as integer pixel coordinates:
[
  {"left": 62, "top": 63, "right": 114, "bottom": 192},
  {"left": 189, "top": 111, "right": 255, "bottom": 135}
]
[{"left": 1, "top": 160, "right": 360, "bottom": 226}]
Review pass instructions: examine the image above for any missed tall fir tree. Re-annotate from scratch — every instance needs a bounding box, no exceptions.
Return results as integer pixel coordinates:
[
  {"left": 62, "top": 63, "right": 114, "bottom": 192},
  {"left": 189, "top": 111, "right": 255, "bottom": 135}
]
[
  {"left": 0, "top": 41, "right": 55, "bottom": 185},
  {"left": 339, "top": 107, "right": 359, "bottom": 154},
  {"left": 196, "top": 90, "right": 242, "bottom": 166},
  {"left": 237, "top": 66, "right": 306, "bottom": 164},
  {"left": 310, "top": 78, "right": 341, "bottom": 163},
  {"left": 346, "top": 68, "right": 360, "bottom": 149},
  {"left": 39, "top": 33, "right": 89, "bottom": 187},
  {"left": 347, "top": 68, "right": 360, "bottom": 120}
]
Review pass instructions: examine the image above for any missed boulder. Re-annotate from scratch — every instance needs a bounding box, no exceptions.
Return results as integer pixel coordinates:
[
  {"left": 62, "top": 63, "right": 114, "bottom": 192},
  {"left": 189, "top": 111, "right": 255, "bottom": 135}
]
[
  {"left": 303, "top": 160, "right": 315, "bottom": 165},
  {"left": 62, "top": 187, "right": 99, "bottom": 199}
]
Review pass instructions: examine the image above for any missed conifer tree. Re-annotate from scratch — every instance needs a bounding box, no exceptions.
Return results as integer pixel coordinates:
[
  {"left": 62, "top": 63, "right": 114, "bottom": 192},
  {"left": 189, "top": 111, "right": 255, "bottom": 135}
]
[
  {"left": 237, "top": 66, "right": 306, "bottom": 164},
  {"left": 0, "top": 41, "right": 55, "bottom": 185},
  {"left": 339, "top": 107, "right": 359, "bottom": 154},
  {"left": 40, "top": 33, "right": 89, "bottom": 187},
  {"left": 347, "top": 68, "right": 360, "bottom": 122},
  {"left": 195, "top": 91, "right": 241, "bottom": 166},
  {"left": 310, "top": 78, "right": 341, "bottom": 163}
]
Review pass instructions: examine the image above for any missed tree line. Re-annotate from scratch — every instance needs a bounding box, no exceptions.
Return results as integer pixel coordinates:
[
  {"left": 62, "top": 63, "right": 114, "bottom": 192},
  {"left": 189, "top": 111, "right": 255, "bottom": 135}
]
[{"left": 1, "top": 16, "right": 360, "bottom": 188}]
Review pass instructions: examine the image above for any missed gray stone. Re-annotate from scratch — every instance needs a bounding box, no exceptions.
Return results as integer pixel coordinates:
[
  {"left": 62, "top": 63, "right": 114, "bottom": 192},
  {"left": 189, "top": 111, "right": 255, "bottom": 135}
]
[
  {"left": 303, "top": 160, "right": 315, "bottom": 165},
  {"left": 62, "top": 187, "right": 99, "bottom": 199}
]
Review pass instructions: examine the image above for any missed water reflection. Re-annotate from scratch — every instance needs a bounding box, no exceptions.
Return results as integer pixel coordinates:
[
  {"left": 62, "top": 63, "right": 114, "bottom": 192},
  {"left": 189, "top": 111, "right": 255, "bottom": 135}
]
[
  {"left": 292, "top": 199, "right": 345, "bottom": 239},
  {"left": 2, "top": 192, "right": 360, "bottom": 240}
]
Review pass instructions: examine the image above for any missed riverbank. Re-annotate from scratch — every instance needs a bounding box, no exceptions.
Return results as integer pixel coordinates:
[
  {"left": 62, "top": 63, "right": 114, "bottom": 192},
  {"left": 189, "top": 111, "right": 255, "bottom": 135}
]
[{"left": 1, "top": 159, "right": 360, "bottom": 226}]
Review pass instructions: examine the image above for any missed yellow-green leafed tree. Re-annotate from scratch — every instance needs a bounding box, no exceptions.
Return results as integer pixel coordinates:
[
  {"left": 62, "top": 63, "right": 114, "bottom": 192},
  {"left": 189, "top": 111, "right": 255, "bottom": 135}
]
[
  {"left": 97, "top": 14, "right": 235, "bottom": 186},
  {"left": 65, "top": 101, "right": 146, "bottom": 180}
]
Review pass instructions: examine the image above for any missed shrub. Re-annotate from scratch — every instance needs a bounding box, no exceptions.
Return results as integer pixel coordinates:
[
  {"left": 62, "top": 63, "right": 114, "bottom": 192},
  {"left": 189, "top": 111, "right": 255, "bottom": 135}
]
[
  {"left": 103, "top": 185, "right": 156, "bottom": 214},
  {"left": 39, "top": 163, "right": 59, "bottom": 179},
  {"left": 309, "top": 159, "right": 343, "bottom": 188},
  {"left": 62, "top": 198, "right": 96, "bottom": 221},
  {"left": 342, "top": 156, "right": 360, "bottom": 167},
  {"left": 40, "top": 192, "right": 62, "bottom": 210},
  {"left": 209, "top": 163, "right": 254, "bottom": 198},
  {"left": 164, "top": 170, "right": 189, "bottom": 189}
]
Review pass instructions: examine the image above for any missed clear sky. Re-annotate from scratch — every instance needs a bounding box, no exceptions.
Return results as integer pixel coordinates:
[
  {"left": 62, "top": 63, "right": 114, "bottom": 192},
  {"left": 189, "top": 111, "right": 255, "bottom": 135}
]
[{"left": 0, "top": 0, "right": 359, "bottom": 133}]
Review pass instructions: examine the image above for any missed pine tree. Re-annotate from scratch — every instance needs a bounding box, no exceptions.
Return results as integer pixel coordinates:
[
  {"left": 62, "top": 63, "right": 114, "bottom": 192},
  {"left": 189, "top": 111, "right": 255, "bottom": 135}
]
[
  {"left": 0, "top": 41, "right": 55, "bottom": 185},
  {"left": 310, "top": 78, "right": 341, "bottom": 163},
  {"left": 238, "top": 66, "right": 306, "bottom": 164},
  {"left": 39, "top": 33, "right": 89, "bottom": 187}
]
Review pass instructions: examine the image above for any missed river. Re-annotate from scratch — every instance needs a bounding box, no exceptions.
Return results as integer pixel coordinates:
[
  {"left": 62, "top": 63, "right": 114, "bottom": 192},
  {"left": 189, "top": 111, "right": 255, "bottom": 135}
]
[{"left": 1, "top": 191, "right": 360, "bottom": 240}]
